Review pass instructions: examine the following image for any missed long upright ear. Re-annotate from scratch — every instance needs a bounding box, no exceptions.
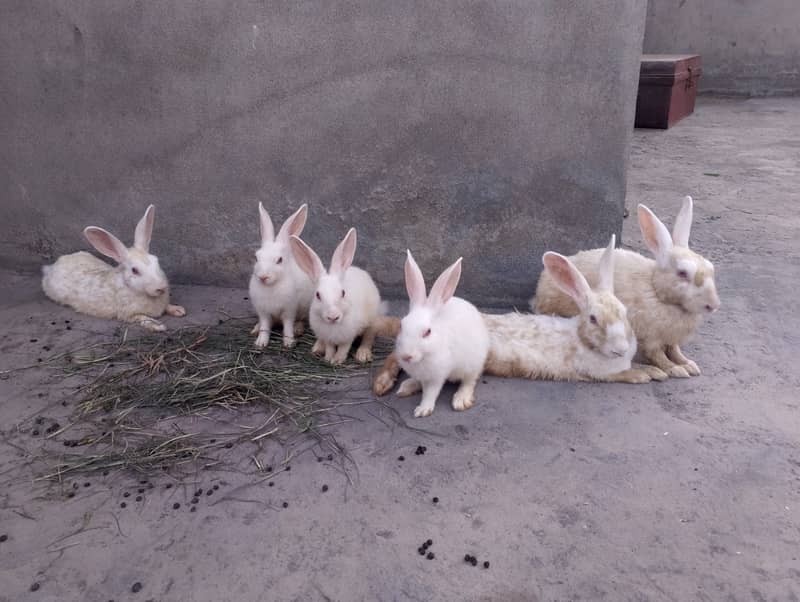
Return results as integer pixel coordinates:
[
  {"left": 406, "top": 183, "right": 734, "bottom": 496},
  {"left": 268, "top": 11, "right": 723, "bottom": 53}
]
[
  {"left": 258, "top": 202, "right": 275, "bottom": 244},
  {"left": 84, "top": 227, "right": 129, "bottom": 264},
  {"left": 543, "top": 252, "right": 592, "bottom": 310},
  {"left": 596, "top": 234, "right": 616, "bottom": 293},
  {"left": 404, "top": 250, "right": 427, "bottom": 308},
  {"left": 134, "top": 205, "right": 155, "bottom": 252},
  {"left": 330, "top": 228, "right": 357, "bottom": 275},
  {"left": 637, "top": 204, "right": 673, "bottom": 267},
  {"left": 427, "top": 257, "right": 462, "bottom": 310},
  {"left": 277, "top": 204, "right": 308, "bottom": 241},
  {"left": 671, "top": 195, "right": 693, "bottom": 248},
  {"left": 289, "top": 235, "right": 325, "bottom": 282}
]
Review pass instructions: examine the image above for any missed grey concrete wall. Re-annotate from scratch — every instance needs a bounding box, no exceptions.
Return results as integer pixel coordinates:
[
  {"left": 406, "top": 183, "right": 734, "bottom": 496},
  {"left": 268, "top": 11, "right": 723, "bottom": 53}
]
[
  {"left": 0, "top": 1, "right": 646, "bottom": 306},
  {"left": 644, "top": 0, "right": 800, "bottom": 96}
]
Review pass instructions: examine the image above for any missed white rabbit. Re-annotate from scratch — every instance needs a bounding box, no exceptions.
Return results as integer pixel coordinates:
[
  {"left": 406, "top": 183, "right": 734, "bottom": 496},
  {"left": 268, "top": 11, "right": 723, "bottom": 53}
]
[
  {"left": 248, "top": 202, "right": 314, "bottom": 348},
  {"left": 484, "top": 236, "right": 665, "bottom": 383},
  {"left": 41, "top": 205, "right": 185, "bottom": 331},
  {"left": 393, "top": 251, "right": 489, "bottom": 418},
  {"left": 289, "top": 228, "right": 382, "bottom": 365},
  {"left": 372, "top": 236, "right": 665, "bottom": 396},
  {"left": 534, "top": 196, "right": 720, "bottom": 377}
]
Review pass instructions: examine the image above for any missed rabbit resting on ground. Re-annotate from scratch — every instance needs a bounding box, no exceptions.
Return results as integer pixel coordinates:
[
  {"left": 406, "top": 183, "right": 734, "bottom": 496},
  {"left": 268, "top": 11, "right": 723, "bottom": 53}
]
[
  {"left": 41, "top": 205, "right": 185, "bottom": 331},
  {"left": 534, "top": 196, "right": 720, "bottom": 377}
]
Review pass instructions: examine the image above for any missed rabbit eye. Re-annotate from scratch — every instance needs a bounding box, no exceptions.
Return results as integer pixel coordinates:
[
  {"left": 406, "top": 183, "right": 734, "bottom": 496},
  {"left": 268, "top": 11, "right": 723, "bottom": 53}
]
[
  {"left": 589, "top": 315, "right": 598, "bottom": 325},
  {"left": 341, "top": 290, "right": 345, "bottom": 298},
  {"left": 315, "top": 292, "right": 321, "bottom": 301},
  {"left": 131, "top": 267, "right": 140, "bottom": 276},
  {"left": 276, "top": 257, "right": 283, "bottom": 264},
  {"left": 422, "top": 328, "right": 431, "bottom": 338},
  {"left": 677, "top": 269, "right": 689, "bottom": 280}
]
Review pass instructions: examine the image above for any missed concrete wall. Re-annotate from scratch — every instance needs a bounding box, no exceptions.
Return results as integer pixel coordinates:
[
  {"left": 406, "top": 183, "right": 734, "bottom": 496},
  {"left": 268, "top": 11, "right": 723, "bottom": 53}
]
[
  {"left": 644, "top": 0, "right": 800, "bottom": 96},
  {"left": 0, "top": 1, "right": 646, "bottom": 306}
]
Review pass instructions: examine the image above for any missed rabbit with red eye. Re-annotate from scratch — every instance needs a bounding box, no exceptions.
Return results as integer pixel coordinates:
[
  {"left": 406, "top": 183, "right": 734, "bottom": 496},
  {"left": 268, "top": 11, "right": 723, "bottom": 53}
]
[
  {"left": 393, "top": 251, "right": 489, "bottom": 418},
  {"left": 248, "top": 203, "right": 314, "bottom": 349},
  {"left": 41, "top": 205, "right": 185, "bottom": 331},
  {"left": 289, "top": 228, "right": 382, "bottom": 365},
  {"left": 534, "top": 196, "right": 720, "bottom": 377}
]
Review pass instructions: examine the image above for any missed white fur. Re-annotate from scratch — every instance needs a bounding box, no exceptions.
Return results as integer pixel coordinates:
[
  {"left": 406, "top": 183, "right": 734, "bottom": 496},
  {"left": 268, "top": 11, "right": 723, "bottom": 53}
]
[
  {"left": 41, "top": 205, "right": 184, "bottom": 331},
  {"left": 395, "top": 251, "right": 489, "bottom": 417},
  {"left": 534, "top": 196, "right": 720, "bottom": 378},
  {"left": 484, "top": 235, "right": 664, "bottom": 383},
  {"left": 249, "top": 203, "right": 314, "bottom": 348},
  {"left": 289, "top": 228, "right": 382, "bottom": 364}
]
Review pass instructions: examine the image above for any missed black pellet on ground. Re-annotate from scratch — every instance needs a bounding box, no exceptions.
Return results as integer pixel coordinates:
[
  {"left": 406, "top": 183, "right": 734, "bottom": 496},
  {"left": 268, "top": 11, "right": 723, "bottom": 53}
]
[
  {"left": 32, "top": 430, "right": 39, "bottom": 436},
  {"left": 0, "top": 534, "right": 7, "bottom": 542},
  {"left": 213, "top": 484, "right": 219, "bottom": 490},
  {"left": 210, "top": 439, "right": 217, "bottom": 443},
  {"left": 131, "top": 582, "right": 142, "bottom": 593},
  {"left": 30, "top": 338, "right": 37, "bottom": 343},
  {"left": 418, "top": 548, "right": 425, "bottom": 555},
  {"left": 191, "top": 498, "right": 199, "bottom": 504},
  {"left": 570, "top": 447, "right": 576, "bottom": 452},
  {"left": 139, "top": 480, "right": 147, "bottom": 485},
  {"left": 195, "top": 489, "right": 203, "bottom": 497},
  {"left": 327, "top": 454, "right": 333, "bottom": 461},
  {"left": 224, "top": 442, "right": 233, "bottom": 448},
  {"left": 285, "top": 466, "right": 291, "bottom": 471},
  {"left": 165, "top": 483, "right": 172, "bottom": 489},
  {"left": 266, "top": 466, "right": 273, "bottom": 472},
  {"left": 426, "top": 539, "right": 433, "bottom": 546},
  {"left": 317, "top": 457, "right": 323, "bottom": 462},
  {"left": 432, "top": 497, "right": 438, "bottom": 504},
  {"left": 398, "top": 456, "right": 405, "bottom": 461},
  {"left": 124, "top": 492, "right": 130, "bottom": 498},
  {"left": 66, "top": 326, "right": 72, "bottom": 330},
  {"left": 84, "top": 482, "right": 90, "bottom": 487},
  {"left": 30, "top": 582, "right": 40, "bottom": 592},
  {"left": 67, "top": 492, "right": 75, "bottom": 499},
  {"left": 103, "top": 471, "right": 109, "bottom": 476},
  {"left": 322, "top": 485, "right": 328, "bottom": 492},
  {"left": 427, "top": 552, "right": 435, "bottom": 560},
  {"left": 471, "top": 558, "right": 478, "bottom": 566},
  {"left": 35, "top": 417, "right": 44, "bottom": 425},
  {"left": 120, "top": 502, "right": 126, "bottom": 508},
  {"left": 282, "top": 502, "right": 288, "bottom": 508},
  {"left": 173, "top": 503, "right": 180, "bottom": 509},
  {"left": 464, "top": 554, "right": 471, "bottom": 562},
  {"left": 206, "top": 490, "right": 213, "bottom": 496},
  {"left": 136, "top": 496, "right": 142, "bottom": 502},
  {"left": 484, "top": 561, "right": 490, "bottom": 568},
  {"left": 190, "top": 507, "right": 196, "bottom": 512},
  {"left": 268, "top": 482, "right": 274, "bottom": 487}
]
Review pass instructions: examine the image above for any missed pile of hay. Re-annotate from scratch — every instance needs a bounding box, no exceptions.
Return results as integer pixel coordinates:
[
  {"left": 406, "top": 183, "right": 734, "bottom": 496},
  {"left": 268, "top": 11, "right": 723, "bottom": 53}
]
[{"left": 37, "top": 319, "right": 390, "bottom": 480}]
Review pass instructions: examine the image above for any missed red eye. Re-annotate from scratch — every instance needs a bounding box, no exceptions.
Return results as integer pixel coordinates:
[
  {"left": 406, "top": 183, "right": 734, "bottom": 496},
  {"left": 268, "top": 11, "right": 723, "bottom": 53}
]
[
  {"left": 341, "top": 290, "right": 345, "bottom": 298},
  {"left": 276, "top": 257, "right": 283, "bottom": 264},
  {"left": 589, "top": 315, "right": 597, "bottom": 325},
  {"left": 677, "top": 270, "right": 689, "bottom": 280},
  {"left": 131, "top": 267, "right": 140, "bottom": 276},
  {"left": 422, "top": 328, "right": 431, "bottom": 338},
  {"left": 315, "top": 292, "right": 321, "bottom": 300}
]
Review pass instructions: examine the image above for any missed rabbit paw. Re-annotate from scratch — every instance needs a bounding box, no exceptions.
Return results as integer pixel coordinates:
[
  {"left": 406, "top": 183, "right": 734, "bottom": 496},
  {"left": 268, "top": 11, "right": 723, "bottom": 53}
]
[
  {"left": 451, "top": 390, "right": 475, "bottom": 412},
  {"left": 397, "top": 379, "right": 422, "bottom": 397},
  {"left": 667, "top": 364, "right": 691, "bottom": 378},
  {"left": 413, "top": 402, "right": 435, "bottom": 418},
  {"left": 293, "top": 321, "right": 305, "bottom": 336},
  {"left": 311, "top": 339, "right": 325, "bottom": 357},
  {"left": 250, "top": 322, "right": 259, "bottom": 336},
  {"left": 166, "top": 304, "right": 186, "bottom": 317},
  {"left": 373, "top": 371, "right": 396, "bottom": 396},
  {"left": 282, "top": 336, "right": 296, "bottom": 349},
  {"left": 642, "top": 365, "right": 669, "bottom": 381},
  {"left": 354, "top": 346, "right": 373, "bottom": 363},
  {"left": 255, "top": 331, "right": 270, "bottom": 348},
  {"left": 682, "top": 360, "right": 701, "bottom": 376}
]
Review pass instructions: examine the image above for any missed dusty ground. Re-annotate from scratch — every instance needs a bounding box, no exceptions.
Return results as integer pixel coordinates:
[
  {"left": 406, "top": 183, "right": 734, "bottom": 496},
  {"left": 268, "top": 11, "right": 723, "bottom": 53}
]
[{"left": 1, "top": 96, "right": 799, "bottom": 601}]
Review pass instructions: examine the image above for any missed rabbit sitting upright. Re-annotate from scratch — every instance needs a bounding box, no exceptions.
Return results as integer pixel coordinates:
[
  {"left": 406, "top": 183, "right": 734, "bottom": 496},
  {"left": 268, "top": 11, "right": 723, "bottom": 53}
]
[
  {"left": 41, "top": 205, "right": 185, "bottom": 331},
  {"left": 393, "top": 251, "right": 489, "bottom": 418}
]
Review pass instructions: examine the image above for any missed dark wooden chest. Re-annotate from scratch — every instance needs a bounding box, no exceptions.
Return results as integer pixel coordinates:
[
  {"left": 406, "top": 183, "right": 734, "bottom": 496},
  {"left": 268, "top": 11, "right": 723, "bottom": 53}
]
[{"left": 635, "top": 54, "right": 702, "bottom": 129}]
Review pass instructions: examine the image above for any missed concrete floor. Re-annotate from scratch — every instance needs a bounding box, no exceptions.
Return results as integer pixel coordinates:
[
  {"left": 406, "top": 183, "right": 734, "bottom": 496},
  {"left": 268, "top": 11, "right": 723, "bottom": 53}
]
[{"left": 1, "top": 96, "right": 799, "bottom": 601}]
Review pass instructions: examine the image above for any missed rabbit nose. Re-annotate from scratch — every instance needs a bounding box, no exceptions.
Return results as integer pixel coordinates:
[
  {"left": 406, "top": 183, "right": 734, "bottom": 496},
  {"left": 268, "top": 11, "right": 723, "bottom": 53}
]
[
  {"left": 326, "top": 315, "right": 340, "bottom": 323},
  {"left": 401, "top": 355, "right": 413, "bottom": 362},
  {"left": 155, "top": 288, "right": 166, "bottom": 295},
  {"left": 259, "top": 276, "right": 270, "bottom": 284},
  {"left": 705, "top": 302, "right": 719, "bottom": 313}
]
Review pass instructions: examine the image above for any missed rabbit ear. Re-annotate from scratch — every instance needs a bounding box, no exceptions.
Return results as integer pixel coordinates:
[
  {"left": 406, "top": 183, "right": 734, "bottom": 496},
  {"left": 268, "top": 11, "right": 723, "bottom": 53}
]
[
  {"left": 85, "top": 227, "right": 129, "bottom": 264},
  {"left": 543, "top": 252, "right": 592, "bottom": 310},
  {"left": 637, "top": 204, "right": 673, "bottom": 267},
  {"left": 404, "top": 250, "right": 427, "bottom": 307},
  {"left": 330, "top": 228, "right": 357, "bottom": 275},
  {"left": 277, "top": 204, "right": 308, "bottom": 241},
  {"left": 671, "top": 195, "right": 693, "bottom": 248},
  {"left": 258, "top": 202, "right": 275, "bottom": 244},
  {"left": 134, "top": 205, "right": 155, "bottom": 252},
  {"left": 427, "top": 257, "right": 462, "bottom": 310},
  {"left": 289, "top": 235, "right": 325, "bottom": 282},
  {"left": 596, "top": 234, "right": 616, "bottom": 293}
]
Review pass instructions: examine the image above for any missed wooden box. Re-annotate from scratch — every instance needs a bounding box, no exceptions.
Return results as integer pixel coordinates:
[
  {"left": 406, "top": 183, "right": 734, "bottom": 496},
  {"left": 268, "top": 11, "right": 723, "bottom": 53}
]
[{"left": 635, "top": 54, "right": 702, "bottom": 129}]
